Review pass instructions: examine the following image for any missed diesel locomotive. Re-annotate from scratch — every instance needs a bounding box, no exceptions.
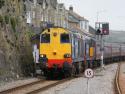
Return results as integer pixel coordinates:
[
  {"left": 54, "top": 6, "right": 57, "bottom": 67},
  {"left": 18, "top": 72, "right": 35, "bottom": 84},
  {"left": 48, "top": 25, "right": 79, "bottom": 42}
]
[{"left": 39, "top": 27, "right": 92, "bottom": 78}]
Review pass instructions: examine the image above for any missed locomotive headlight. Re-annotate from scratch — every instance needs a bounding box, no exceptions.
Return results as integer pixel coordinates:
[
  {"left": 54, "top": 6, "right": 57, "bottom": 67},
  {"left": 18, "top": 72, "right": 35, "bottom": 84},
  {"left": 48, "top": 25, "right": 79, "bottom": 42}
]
[
  {"left": 41, "top": 54, "right": 46, "bottom": 58},
  {"left": 64, "top": 53, "right": 71, "bottom": 58},
  {"left": 41, "top": 55, "right": 44, "bottom": 57}
]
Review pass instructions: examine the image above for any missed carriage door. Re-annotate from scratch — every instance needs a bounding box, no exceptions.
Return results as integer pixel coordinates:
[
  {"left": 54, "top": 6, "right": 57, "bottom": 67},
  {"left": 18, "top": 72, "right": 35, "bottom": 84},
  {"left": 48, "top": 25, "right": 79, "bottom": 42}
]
[{"left": 71, "top": 34, "right": 75, "bottom": 59}]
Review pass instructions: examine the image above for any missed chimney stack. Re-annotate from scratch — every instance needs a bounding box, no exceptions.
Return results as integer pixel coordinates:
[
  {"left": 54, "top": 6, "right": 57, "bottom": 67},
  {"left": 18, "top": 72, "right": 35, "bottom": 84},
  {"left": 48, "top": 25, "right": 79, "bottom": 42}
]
[{"left": 69, "top": 5, "right": 73, "bottom": 12}]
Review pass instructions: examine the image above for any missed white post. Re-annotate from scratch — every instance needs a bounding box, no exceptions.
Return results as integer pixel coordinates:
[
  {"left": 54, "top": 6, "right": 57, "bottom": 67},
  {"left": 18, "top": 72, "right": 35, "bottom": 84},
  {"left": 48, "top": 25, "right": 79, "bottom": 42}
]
[
  {"left": 87, "top": 78, "right": 89, "bottom": 94},
  {"left": 85, "top": 69, "right": 94, "bottom": 94}
]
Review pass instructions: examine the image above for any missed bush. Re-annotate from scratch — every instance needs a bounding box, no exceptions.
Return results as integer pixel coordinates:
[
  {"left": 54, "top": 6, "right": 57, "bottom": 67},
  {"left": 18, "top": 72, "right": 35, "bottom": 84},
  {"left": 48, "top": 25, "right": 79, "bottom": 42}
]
[
  {"left": 5, "top": 15, "right": 9, "bottom": 24},
  {"left": 27, "top": 31, "right": 35, "bottom": 38},
  {"left": 0, "top": 0, "right": 5, "bottom": 9},
  {"left": 10, "top": 17, "right": 16, "bottom": 32},
  {"left": 0, "top": 15, "right": 4, "bottom": 27},
  {"left": 0, "top": 15, "right": 3, "bottom": 23}
]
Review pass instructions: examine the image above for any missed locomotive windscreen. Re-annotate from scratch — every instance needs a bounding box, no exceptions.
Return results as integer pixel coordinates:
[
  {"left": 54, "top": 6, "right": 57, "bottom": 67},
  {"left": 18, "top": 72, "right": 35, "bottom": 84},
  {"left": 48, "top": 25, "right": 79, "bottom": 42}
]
[
  {"left": 61, "top": 33, "right": 70, "bottom": 43},
  {"left": 41, "top": 34, "right": 50, "bottom": 43}
]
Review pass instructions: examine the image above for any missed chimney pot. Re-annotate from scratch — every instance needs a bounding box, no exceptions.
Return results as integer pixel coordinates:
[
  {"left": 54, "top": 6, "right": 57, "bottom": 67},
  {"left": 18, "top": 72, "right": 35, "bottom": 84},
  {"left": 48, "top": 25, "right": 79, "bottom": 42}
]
[{"left": 69, "top": 5, "right": 73, "bottom": 12}]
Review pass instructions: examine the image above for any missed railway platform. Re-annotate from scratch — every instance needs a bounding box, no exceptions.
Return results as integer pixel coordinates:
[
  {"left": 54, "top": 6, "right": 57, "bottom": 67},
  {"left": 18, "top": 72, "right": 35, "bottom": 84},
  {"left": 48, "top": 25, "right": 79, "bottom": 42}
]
[{"left": 118, "top": 62, "right": 125, "bottom": 93}]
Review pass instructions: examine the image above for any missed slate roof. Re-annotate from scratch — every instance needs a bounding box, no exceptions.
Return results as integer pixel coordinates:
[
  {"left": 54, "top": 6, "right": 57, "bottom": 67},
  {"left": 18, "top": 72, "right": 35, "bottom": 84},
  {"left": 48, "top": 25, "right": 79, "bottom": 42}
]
[
  {"left": 69, "top": 25, "right": 95, "bottom": 38},
  {"left": 68, "top": 10, "right": 84, "bottom": 21},
  {"left": 89, "top": 26, "right": 96, "bottom": 35}
]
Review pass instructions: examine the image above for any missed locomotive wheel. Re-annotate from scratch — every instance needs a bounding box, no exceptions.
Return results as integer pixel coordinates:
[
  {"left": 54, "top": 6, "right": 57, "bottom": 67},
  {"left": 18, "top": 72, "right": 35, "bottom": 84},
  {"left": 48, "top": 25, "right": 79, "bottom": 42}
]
[
  {"left": 75, "top": 62, "right": 80, "bottom": 75},
  {"left": 81, "top": 62, "right": 85, "bottom": 72},
  {"left": 45, "top": 71, "right": 51, "bottom": 80},
  {"left": 71, "top": 64, "right": 76, "bottom": 77},
  {"left": 63, "top": 62, "right": 72, "bottom": 78},
  {"left": 63, "top": 68, "right": 72, "bottom": 78}
]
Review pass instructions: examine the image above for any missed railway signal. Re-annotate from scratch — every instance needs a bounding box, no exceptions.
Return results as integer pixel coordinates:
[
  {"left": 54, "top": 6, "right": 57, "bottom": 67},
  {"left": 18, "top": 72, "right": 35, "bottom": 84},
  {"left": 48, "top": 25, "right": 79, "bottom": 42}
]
[
  {"left": 97, "top": 29, "right": 101, "bottom": 34},
  {"left": 95, "top": 22, "right": 109, "bottom": 35}
]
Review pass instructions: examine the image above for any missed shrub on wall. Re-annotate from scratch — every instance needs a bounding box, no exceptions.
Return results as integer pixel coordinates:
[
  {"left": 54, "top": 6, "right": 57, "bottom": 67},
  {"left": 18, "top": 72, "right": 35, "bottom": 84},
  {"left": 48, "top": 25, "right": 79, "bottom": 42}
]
[
  {"left": 10, "top": 17, "right": 16, "bottom": 32},
  {"left": 0, "top": 15, "right": 4, "bottom": 27},
  {"left": 0, "top": 15, "right": 3, "bottom": 23},
  {"left": 0, "top": 0, "right": 5, "bottom": 9},
  {"left": 5, "top": 15, "right": 9, "bottom": 24}
]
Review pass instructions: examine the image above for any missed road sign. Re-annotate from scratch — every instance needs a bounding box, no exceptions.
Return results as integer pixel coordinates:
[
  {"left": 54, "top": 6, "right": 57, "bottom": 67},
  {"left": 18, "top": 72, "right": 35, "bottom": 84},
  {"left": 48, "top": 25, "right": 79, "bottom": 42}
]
[{"left": 84, "top": 68, "right": 94, "bottom": 78}]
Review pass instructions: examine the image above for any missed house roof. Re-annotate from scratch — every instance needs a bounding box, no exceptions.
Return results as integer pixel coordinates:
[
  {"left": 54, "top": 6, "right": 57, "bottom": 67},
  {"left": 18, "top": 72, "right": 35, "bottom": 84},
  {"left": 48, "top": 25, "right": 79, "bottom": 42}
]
[
  {"left": 68, "top": 10, "right": 84, "bottom": 21},
  {"left": 69, "top": 25, "right": 95, "bottom": 38},
  {"left": 68, "top": 16, "right": 80, "bottom": 23},
  {"left": 89, "top": 26, "right": 96, "bottom": 35}
]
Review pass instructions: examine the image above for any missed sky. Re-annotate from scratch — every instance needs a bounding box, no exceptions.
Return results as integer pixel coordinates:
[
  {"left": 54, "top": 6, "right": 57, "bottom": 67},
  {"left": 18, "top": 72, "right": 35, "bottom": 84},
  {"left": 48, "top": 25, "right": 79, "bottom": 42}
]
[{"left": 58, "top": 0, "right": 125, "bottom": 30}]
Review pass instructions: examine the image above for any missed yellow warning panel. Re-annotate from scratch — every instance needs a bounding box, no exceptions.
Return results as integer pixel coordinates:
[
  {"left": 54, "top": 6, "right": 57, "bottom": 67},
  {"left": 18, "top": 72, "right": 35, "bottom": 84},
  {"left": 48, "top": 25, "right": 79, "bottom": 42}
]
[{"left": 89, "top": 47, "right": 94, "bottom": 57}]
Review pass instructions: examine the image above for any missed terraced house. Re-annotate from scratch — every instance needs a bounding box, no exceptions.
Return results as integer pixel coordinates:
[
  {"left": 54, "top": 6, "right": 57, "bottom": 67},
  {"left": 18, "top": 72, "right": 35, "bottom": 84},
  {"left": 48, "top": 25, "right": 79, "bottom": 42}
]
[
  {"left": 67, "top": 6, "right": 89, "bottom": 33},
  {"left": 25, "top": 0, "right": 57, "bottom": 28}
]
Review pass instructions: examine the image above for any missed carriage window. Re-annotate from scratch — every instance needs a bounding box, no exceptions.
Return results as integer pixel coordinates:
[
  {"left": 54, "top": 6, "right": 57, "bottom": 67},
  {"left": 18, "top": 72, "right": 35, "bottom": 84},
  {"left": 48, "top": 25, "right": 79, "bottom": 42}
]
[
  {"left": 41, "top": 34, "right": 50, "bottom": 43},
  {"left": 61, "top": 34, "right": 70, "bottom": 43}
]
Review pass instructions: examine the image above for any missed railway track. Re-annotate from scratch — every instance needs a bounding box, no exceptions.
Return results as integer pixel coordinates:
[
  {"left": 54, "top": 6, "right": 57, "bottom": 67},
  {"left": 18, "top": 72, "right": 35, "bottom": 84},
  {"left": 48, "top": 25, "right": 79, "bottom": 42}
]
[
  {"left": 0, "top": 77, "right": 75, "bottom": 94},
  {"left": 0, "top": 79, "right": 45, "bottom": 94},
  {"left": 27, "top": 78, "right": 74, "bottom": 94},
  {"left": 115, "top": 63, "right": 122, "bottom": 94}
]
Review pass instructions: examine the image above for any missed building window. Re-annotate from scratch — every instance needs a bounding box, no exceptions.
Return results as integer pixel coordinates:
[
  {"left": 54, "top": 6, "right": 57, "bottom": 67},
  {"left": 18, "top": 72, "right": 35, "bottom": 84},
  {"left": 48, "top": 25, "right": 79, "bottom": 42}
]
[
  {"left": 32, "top": 11, "right": 35, "bottom": 18},
  {"left": 41, "top": 34, "right": 50, "bottom": 43},
  {"left": 80, "top": 21, "right": 83, "bottom": 30},
  {"left": 41, "top": 13, "right": 43, "bottom": 21},
  {"left": 60, "top": 33, "right": 70, "bottom": 43}
]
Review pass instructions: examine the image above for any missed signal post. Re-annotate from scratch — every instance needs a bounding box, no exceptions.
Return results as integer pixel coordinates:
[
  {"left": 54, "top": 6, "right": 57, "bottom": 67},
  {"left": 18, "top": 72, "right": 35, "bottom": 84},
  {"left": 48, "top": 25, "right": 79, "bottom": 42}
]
[{"left": 95, "top": 22, "right": 109, "bottom": 69}]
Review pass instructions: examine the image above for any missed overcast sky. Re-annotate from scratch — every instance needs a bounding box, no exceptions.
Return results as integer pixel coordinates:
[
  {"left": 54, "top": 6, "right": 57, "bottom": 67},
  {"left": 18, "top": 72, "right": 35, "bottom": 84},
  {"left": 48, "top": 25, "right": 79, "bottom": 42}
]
[{"left": 58, "top": 0, "right": 125, "bottom": 30}]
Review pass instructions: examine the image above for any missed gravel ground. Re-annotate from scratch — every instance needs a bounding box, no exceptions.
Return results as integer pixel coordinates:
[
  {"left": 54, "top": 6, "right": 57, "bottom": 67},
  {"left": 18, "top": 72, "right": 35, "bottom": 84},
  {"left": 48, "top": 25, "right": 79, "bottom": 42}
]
[{"left": 38, "top": 63, "right": 118, "bottom": 94}]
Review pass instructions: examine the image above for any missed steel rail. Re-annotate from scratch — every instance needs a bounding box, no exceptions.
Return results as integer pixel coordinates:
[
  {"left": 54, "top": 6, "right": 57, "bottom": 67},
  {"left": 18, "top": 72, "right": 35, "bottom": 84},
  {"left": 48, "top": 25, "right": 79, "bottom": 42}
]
[
  {"left": 115, "top": 63, "right": 122, "bottom": 94},
  {"left": 0, "top": 79, "right": 45, "bottom": 94},
  {"left": 27, "top": 78, "right": 74, "bottom": 94}
]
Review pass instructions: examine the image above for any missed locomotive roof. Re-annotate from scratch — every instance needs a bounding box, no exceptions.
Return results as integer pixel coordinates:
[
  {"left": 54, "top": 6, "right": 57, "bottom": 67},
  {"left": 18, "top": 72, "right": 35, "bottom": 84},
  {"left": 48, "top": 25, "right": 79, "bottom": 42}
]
[{"left": 42, "top": 27, "right": 97, "bottom": 40}]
